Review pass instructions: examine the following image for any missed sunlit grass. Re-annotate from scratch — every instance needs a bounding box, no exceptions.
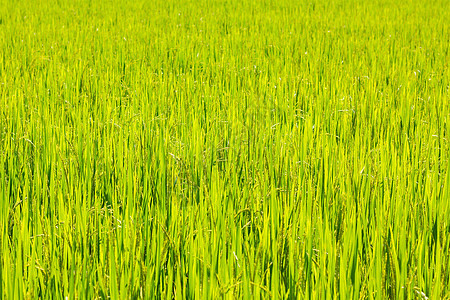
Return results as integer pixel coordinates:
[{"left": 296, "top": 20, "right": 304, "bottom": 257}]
[{"left": 0, "top": 0, "right": 449, "bottom": 298}]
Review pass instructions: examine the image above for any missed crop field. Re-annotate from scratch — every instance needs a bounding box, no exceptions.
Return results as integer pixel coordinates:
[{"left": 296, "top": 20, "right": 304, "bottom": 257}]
[{"left": 0, "top": 0, "right": 449, "bottom": 298}]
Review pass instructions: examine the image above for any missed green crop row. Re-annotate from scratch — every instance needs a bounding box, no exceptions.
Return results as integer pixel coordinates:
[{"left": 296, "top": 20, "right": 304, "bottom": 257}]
[{"left": 0, "top": 0, "right": 449, "bottom": 298}]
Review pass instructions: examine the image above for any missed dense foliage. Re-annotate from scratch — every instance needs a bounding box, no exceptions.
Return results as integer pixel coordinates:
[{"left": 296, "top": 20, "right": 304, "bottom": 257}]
[{"left": 0, "top": 0, "right": 449, "bottom": 298}]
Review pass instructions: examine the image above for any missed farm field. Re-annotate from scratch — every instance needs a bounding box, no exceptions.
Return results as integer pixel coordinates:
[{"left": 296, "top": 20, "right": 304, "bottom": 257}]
[{"left": 0, "top": 0, "right": 449, "bottom": 298}]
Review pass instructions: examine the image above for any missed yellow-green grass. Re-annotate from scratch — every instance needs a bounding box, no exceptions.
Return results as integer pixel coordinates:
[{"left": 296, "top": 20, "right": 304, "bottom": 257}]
[{"left": 0, "top": 0, "right": 449, "bottom": 298}]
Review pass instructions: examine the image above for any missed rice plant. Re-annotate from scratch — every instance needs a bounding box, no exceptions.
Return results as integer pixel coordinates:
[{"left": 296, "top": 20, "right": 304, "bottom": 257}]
[{"left": 0, "top": 0, "right": 449, "bottom": 298}]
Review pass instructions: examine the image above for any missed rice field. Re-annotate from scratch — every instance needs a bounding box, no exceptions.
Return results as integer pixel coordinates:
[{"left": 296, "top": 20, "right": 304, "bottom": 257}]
[{"left": 0, "top": 0, "right": 449, "bottom": 298}]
